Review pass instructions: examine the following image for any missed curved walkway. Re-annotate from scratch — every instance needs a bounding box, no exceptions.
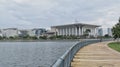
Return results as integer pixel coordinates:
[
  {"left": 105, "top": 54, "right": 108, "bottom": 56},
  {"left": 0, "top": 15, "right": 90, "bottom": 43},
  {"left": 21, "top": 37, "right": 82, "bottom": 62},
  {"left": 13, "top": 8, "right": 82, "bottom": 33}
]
[{"left": 71, "top": 42, "right": 120, "bottom": 67}]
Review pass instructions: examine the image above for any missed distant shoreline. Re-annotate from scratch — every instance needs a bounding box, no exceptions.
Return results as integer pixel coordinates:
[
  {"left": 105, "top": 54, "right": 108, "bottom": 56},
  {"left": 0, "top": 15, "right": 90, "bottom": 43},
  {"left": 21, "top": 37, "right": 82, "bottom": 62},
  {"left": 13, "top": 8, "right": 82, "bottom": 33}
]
[
  {"left": 0, "top": 39, "right": 102, "bottom": 42},
  {"left": 0, "top": 39, "right": 81, "bottom": 42}
]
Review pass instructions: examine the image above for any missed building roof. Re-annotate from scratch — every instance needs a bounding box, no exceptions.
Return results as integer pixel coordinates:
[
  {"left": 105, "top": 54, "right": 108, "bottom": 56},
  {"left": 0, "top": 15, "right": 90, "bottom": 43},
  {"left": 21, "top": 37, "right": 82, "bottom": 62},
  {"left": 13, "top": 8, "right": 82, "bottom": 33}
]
[
  {"left": 51, "top": 23, "right": 100, "bottom": 28},
  {"left": 3, "top": 28, "right": 18, "bottom": 30},
  {"left": 32, "top": 28, "right": 46, "bottom": 30}
]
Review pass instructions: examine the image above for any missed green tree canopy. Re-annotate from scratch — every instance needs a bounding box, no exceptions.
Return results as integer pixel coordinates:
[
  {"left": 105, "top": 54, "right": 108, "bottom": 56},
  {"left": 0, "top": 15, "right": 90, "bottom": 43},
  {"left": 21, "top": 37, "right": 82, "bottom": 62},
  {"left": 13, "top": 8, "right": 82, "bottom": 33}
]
[
  {"left": 112, "top": 17, "right": 120, "bottom": 39},
  {"left": 84, "top": 29, "right": 91, "bottom": 36},
  {"left": 85, "top": 29, "right": 91, "bottom": 33}
]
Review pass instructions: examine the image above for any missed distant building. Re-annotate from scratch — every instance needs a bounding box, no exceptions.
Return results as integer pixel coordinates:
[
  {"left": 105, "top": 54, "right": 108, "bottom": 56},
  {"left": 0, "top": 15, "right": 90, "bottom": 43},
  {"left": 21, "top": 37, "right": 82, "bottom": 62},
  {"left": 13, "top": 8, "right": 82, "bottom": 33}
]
[
  {"left": 51, "top": 23, "right": 100, "bottom": 37},
  {"left": 18, "top": 30, "right": 29, "bottom": 37},
  {"left": 45, "top": 30, "right": 55, "bottom": 37},
  {"left": 33, "top": 28, "right": 47, "bottom": 37},
  {"left": 0, "top": 29, "right": 3, "bottom": 37},
  {"left": 27, "top": 29, "right": 36, "bottom": 36},
  {"left": 0, "top": 28, "right": 48, "bottom": 38},
  {"left": 19, "top": 28, "right": 47, "bottom": 37},
  {"left": 98, "top": 28, "right": 103, "bottom": 36},
  {"left": 2, "top": 28, "right": 18, "bottom": 37},
  {"left": 107, "top": 28, "right": 112, "bottom": 36}
]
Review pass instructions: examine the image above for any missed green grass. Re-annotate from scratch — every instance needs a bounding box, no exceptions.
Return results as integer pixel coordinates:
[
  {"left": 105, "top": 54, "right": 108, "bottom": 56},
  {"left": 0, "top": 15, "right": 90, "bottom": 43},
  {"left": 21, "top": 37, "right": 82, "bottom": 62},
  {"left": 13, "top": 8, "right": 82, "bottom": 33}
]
[{"left": 108, "top": 42, "right": 120, "bottom": 52}]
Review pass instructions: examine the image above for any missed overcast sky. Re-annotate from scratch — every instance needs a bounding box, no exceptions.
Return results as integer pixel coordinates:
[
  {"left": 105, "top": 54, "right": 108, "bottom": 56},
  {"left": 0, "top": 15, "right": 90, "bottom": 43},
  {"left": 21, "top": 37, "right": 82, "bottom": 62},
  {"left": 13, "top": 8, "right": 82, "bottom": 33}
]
[{"left": 0, "top": 0, "right": 120, "bottom": 29}]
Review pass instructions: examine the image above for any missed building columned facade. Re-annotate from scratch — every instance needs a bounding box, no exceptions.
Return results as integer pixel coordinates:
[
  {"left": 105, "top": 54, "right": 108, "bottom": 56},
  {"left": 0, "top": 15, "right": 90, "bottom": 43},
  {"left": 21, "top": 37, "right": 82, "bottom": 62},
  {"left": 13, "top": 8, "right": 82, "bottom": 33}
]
[{"left": 51, "top": 23, "right": 100, "bottom": 37}]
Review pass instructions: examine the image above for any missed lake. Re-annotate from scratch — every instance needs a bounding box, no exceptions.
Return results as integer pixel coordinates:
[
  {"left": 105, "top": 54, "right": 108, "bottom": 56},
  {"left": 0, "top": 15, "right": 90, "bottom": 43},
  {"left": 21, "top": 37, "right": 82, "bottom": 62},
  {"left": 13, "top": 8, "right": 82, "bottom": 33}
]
[{"left": 0, "top": 41, "right": 78, "bottom": 67}]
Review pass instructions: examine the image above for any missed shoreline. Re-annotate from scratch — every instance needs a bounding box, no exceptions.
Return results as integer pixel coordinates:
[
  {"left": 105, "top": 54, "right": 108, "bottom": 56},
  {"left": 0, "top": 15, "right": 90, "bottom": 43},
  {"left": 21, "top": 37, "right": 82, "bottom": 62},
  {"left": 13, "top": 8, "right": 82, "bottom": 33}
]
[
  {"left": 0, "top": 39, "right": 102, "bottom": 42},
  {"left": 0, "top": 39, "right": 81, "bottom": 42}
]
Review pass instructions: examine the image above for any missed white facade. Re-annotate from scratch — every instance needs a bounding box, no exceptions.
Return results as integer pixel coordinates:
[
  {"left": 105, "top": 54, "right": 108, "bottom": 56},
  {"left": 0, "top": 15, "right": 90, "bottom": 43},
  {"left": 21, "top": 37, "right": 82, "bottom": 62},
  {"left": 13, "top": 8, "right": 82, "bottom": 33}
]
[
  {"left": 0, "top": 29, "right": 3, "bottom": 36},
  {"left": 98, "top": 28, "right": 103, "bottom": 36},
  {"left": 51, "top": 23, "right": 100, "bottom": 37},
  {"left": 27, "top": 29, "right": 36, "bottom": 36},
  {"left": 107, "top": 28, "right": 112, "bottom": 36},
  {"left": 2, "top": 28, "right": 18, "bottom": 37}
]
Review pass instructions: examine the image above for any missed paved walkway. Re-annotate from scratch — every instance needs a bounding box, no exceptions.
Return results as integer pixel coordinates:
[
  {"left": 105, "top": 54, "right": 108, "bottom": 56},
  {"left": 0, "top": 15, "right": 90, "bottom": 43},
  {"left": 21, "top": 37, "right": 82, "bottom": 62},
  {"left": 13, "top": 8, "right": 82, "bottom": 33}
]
[{"left": 71, "top": 42, "right": 120, "bottom": 67}]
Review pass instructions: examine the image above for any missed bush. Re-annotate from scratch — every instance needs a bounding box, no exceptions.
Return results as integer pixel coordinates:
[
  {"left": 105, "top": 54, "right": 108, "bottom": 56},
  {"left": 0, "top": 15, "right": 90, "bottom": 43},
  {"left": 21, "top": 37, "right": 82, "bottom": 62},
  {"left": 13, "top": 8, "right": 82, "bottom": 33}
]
[
  {"left": 104, "top": 34, "right": 111, "bottom": 38},
  {"left": 30, "top": 36, "right": 38, "bottom": 40},
  {"left": 9, "top": 36, "right": 15, "bottom": 39},
  {"left": 39, "top": 36, "right": 47, "bottom": 39},
  {"left": 49, "top": 36, "right": 56, "bottom": 40},
  {"left": 22, "top": 35, "right": 30, "bottom": 39}
]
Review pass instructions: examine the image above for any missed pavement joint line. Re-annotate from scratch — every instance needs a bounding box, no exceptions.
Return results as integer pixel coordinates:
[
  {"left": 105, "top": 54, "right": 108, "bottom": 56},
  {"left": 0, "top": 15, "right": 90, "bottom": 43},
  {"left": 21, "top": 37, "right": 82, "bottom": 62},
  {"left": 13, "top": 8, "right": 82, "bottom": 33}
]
[{"left": 71, "top": 41, "right": 120, "bottom": 67}]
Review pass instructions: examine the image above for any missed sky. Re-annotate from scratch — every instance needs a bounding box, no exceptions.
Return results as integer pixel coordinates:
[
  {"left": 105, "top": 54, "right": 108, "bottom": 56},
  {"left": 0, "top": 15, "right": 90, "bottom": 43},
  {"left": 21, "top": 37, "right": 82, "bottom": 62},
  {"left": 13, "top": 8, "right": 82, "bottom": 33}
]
[{"left": 0, "top": 0, "right": 120, "bottom": 29}]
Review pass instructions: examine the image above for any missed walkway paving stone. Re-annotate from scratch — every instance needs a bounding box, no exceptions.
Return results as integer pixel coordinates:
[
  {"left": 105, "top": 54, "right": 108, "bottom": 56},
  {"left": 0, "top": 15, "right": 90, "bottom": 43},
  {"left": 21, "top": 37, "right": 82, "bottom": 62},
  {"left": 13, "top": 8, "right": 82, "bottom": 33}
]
[{"left": 71, "top": 42, "right": 120, "bottom": 67}]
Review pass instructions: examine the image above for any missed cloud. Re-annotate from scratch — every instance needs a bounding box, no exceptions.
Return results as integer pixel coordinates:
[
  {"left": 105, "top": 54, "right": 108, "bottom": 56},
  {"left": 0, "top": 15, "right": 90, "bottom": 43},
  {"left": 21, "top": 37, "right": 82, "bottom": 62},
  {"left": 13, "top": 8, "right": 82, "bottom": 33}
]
[
  {"left": 0, "top": 0, "right": 120, "bottom": 29},
  {"left": 12, "top": 0, "right": 30, "bottom": 4}
]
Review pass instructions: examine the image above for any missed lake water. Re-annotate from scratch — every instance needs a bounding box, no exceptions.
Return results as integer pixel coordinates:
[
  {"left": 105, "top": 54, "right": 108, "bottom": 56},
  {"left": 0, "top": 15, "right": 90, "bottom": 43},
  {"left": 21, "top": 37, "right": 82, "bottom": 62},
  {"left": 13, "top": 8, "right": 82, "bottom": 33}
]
[{"left": 0, "top": 41, "right": 78, "bottom": 67}]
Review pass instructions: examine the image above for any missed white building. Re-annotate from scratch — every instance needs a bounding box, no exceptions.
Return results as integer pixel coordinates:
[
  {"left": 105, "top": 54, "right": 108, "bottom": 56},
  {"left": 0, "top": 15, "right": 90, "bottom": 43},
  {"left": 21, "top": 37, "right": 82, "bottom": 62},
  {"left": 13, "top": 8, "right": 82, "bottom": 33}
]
[
  {"left": 2, "top": 28, "right": 18, "bottom": 37},
  {"left": 51, "top": 23, "right": 100, "bottom": 37},
  {"left": 27, "top": 29, "right": 36, "bottom": 36},
  {"left": 107, "top": 28, "right": 112, "bottom": 36},
  {"left": 0, "top": 29, "right": 3, "bottom": 36},
  {"left": 98, "top": 28, "right": 103, "bottom": 36}
]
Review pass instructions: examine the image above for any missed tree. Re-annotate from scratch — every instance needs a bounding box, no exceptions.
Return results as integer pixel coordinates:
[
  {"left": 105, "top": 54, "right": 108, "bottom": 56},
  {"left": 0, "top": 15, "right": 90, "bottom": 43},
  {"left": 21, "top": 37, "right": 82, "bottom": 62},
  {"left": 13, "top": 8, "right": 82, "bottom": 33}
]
[
  {"left": 30, "top": 36, "right": 38, "bottom": 40},
  {"left": 22, "top": 34, "right": 30, "bottom": 39},
  {"left": 0, "top": 36, "right": 3, "bottom": 40},
  {"left": 39, "top": 36, "right": 47, "bottom": 39},
  {"left": 9, "top": 36, "right": 15, "bottom": 39},
  {"left": 83, "top": 29, "right": 91, "bottom": 38},
  {"left": 104, "top": 34, "right": 111, "bottom": 38},
  {"left": 49, "top": 36, "right": 56, "bottom": 40},
  {"left": 85, "top": 29, "right": 91, "bottom": 34},
  {"left": 112, "top": 17, "right": 120, "bottom": 40}
]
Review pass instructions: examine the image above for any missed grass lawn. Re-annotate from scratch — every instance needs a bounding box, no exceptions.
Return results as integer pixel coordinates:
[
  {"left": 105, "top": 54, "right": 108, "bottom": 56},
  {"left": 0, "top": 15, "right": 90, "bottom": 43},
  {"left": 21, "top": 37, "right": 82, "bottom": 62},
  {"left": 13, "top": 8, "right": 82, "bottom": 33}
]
[{"left": 108, "top": 42, "right": 120, "bottom": 52}]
